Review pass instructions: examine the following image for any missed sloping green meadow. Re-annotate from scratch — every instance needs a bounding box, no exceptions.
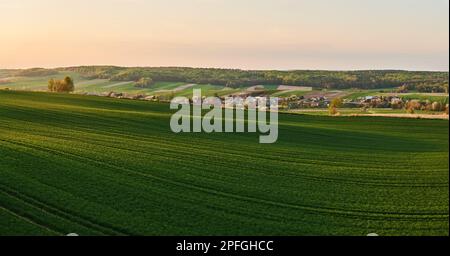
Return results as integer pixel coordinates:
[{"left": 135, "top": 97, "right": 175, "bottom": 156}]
[{"left": 0, "top": 91, "right": 448, "bottom": 236}]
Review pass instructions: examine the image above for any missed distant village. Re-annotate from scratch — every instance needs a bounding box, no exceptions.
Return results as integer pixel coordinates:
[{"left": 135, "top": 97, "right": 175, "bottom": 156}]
[
  {"left": 83, "top": 90, "right": 449, "bottom": 114},
  {"left": 279, "top": 95, "right": 446, "bottom": 112}
]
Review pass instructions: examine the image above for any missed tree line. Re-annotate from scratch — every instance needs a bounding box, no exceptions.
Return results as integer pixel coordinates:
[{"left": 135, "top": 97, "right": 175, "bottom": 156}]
[
  {"left": 48, "top": 77, "right": 74, "bottom": 92},
  {"left": 16, "top": 68, "right": 59, "bottom": 77},
  {"left": 52, "top": 66, "right": 448, "bottom": 92}
]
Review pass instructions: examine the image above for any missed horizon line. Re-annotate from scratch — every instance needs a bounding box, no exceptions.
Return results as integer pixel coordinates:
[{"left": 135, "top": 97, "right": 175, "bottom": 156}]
[{"left": 2, "top": 65, "right": 449, "bottom": 73}]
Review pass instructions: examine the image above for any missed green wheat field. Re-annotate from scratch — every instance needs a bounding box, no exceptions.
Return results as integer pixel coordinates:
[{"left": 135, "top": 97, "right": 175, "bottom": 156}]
[{"left": 0, "top": 90, "right": 448, "bottom": 236}]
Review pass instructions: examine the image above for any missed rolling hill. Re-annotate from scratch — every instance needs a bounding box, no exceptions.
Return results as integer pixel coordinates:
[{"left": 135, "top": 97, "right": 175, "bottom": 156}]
[{"left": 0, "top": 90, "right": 448, "bottom": 235}]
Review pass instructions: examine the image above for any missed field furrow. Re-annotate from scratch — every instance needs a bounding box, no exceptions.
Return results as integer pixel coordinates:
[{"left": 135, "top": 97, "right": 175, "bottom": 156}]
[{"left": 0, "top": 91, "right": 448, "bottom": 235}]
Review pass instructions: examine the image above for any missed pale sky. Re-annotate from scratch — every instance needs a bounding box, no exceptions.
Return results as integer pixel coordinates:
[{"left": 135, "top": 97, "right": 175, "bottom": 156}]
[{"left": 0, "top": 0, "right": 448, "bottom": 70}]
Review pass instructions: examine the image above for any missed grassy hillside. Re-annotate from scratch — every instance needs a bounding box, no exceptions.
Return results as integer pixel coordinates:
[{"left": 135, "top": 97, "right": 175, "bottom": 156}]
[
  {"left": 0, "top": 91, "right": 448, "bottom": 236},
  {"left": 344, "top": 89, "right": 449, "bottom": 104},
  {"left": 0, "top": 72, "right": 236, "bottom": 97},
  {"left": 57, "top": 66, "right": 449, "bottom": 90},
  {"left": 1, "top": 69, "right": 448, "bottom": 104}
]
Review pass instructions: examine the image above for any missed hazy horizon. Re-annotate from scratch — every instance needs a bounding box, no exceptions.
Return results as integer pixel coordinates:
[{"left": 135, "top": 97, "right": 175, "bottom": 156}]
[
  {"left": 1, "top": 0, "right": 448, "bottom": 71},
  {"left": 3, "top": 65, "right": 449, "bottom": 73}
]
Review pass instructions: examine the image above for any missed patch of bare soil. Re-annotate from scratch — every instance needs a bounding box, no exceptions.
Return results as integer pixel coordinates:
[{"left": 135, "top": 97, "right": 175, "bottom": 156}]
[
  {"left": 304, "top": 90, "right": 349, "bottom": 99},
  {"left": 277, "top": 85, "right": 312, "bottom": 91},
  {"left": 246, "top": 85, "right": 265, "bottom": 91},
  {"left": 155, "top": 84, "right": 195, "bottom": 93}
]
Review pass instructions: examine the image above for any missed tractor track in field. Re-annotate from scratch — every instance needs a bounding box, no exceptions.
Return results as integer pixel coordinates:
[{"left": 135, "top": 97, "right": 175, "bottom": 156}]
[
  {"left": 3, "top": 101, "right": 445, "bottom": 156},
  {"left": 1, "top": 105, "right": 446, "bottom": 174},
  {"left": 3, "top": 100, "right": 444, "bottom": 154},
  {"left": 0, "top": 91, "right": 448, "bottom": 235},
  {"left": 0, "top": 129, "right": 447, "bottom": 188},
  {"left": 0, "top": 205, "right": 62, "bottom": 235},
  {"left": 0, "top": 138, "right": 448, "bottom": 221},
  {"left": 0, "top": 184, "right": 130, "bottom": 236}
]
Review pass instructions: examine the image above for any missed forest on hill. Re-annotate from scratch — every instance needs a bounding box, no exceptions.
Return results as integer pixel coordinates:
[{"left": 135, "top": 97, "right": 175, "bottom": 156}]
[{"left": 6, "top": 66, "right": 449, "bottom": 92}]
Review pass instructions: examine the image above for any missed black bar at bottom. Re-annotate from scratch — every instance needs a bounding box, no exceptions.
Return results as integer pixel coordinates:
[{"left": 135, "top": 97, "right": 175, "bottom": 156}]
[{"left": 0, "top": 236, "right": 448, "bottom": 255}]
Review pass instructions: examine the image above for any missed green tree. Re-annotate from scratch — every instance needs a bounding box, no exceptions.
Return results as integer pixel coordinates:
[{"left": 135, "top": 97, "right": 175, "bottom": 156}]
[
  {"left": 48, "top": 76, "right": 74, "bottom": 93},
  {"left": 48, "top": 78, "right": 55, "bottom": 92},
  {"left": 329, "top": 97, "right": 342, "bottom": 116},
  {"left": 63, "top": 76, "right": 75, "bottom": 92},
  {"left": 135, "top": 77, "right": 153, "bottom": 88}
]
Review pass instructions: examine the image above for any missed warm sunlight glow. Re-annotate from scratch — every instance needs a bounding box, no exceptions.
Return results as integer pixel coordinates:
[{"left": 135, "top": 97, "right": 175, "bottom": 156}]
[{"left": 0, "top": 0, "right": 448, "bottom": 70}]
